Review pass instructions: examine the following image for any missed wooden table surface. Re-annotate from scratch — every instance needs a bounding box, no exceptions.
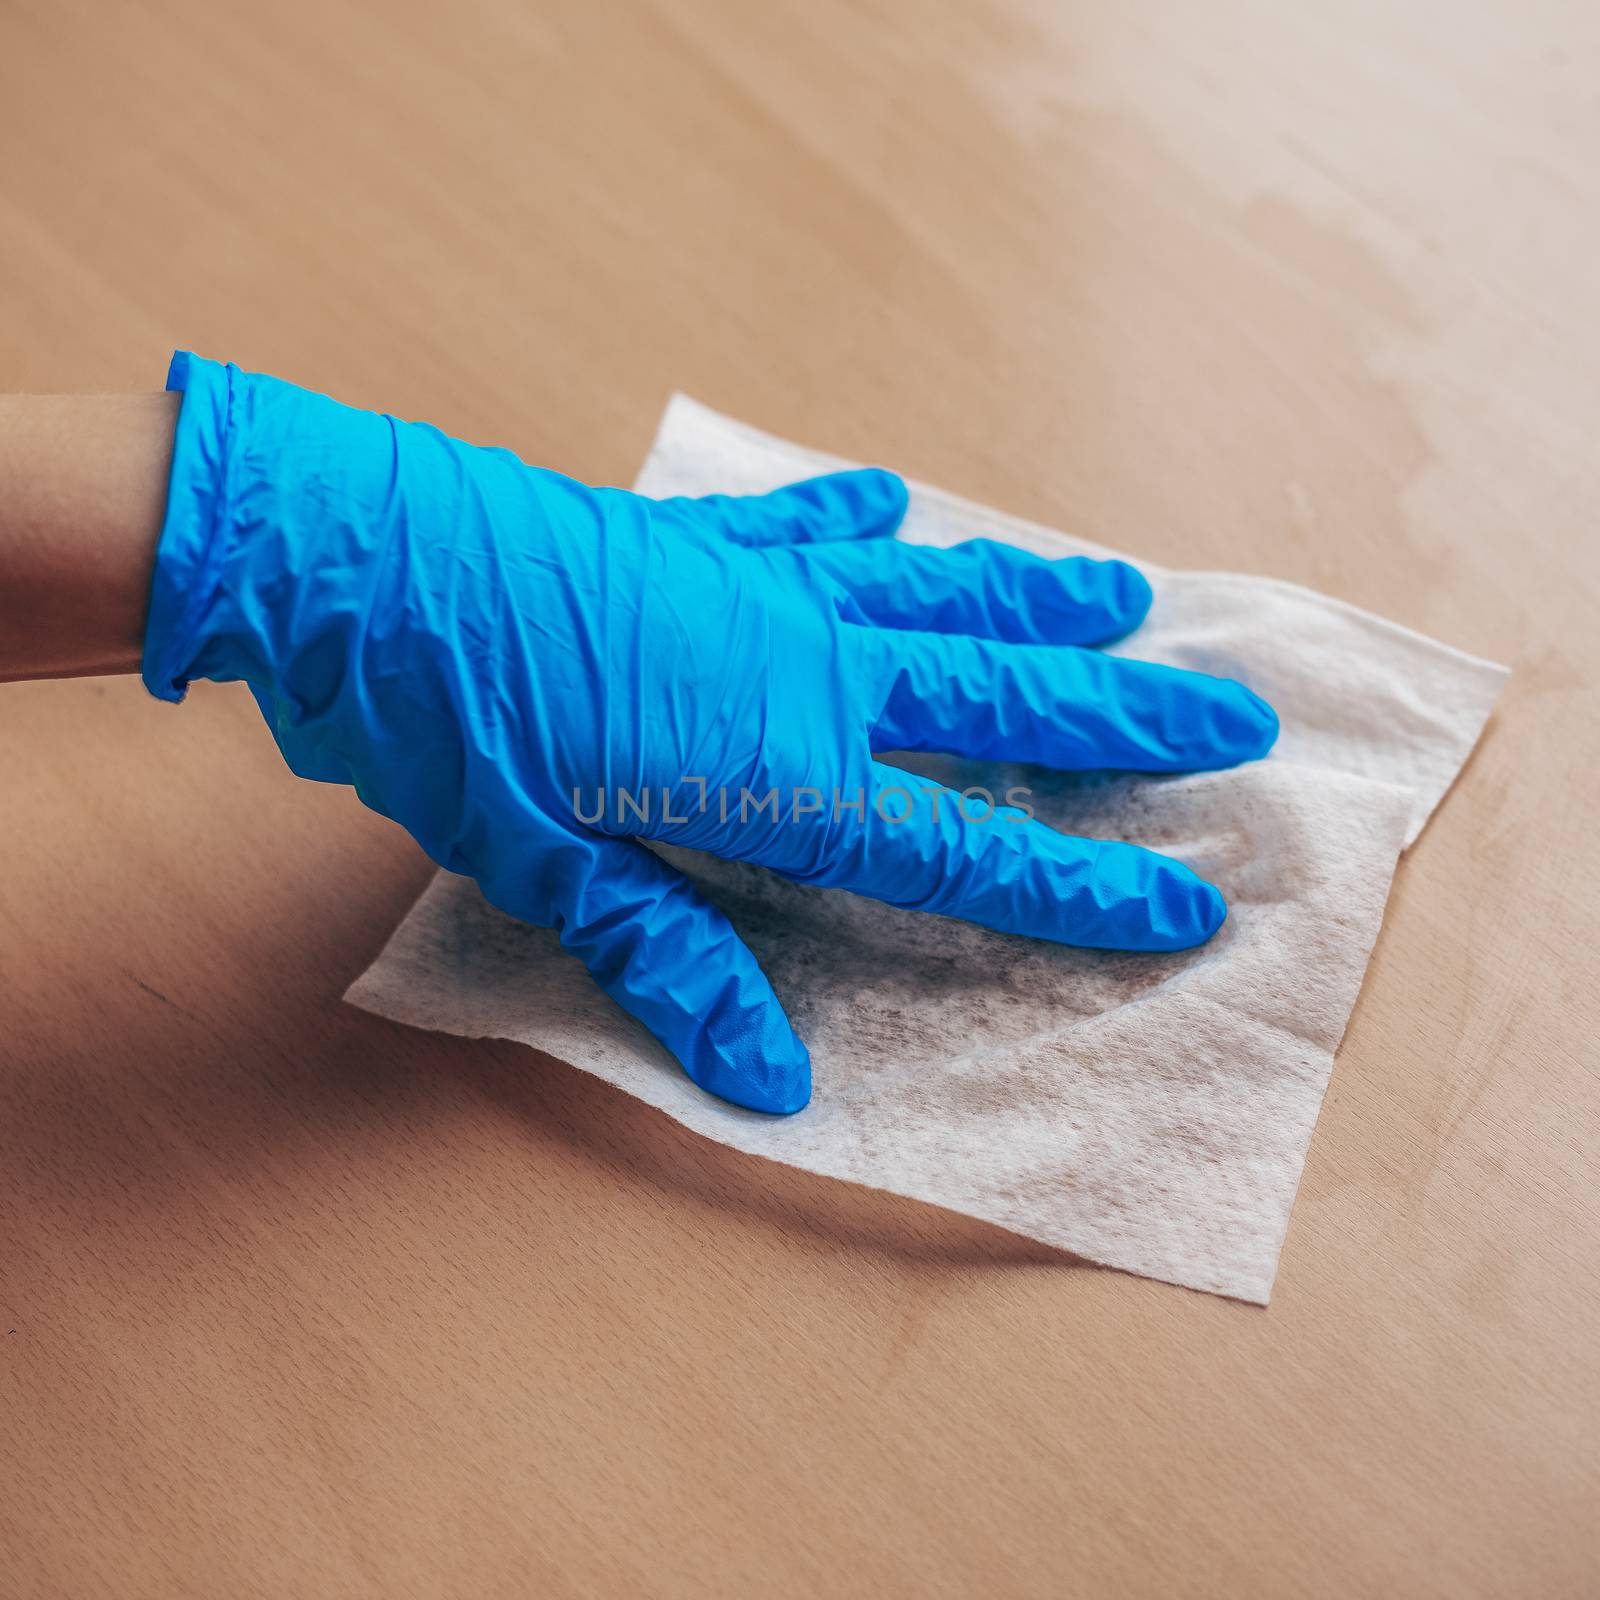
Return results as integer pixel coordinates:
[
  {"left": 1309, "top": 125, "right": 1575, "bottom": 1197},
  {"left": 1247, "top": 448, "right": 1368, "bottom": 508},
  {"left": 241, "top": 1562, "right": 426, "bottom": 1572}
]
[{"left": 3, "top": 1, "right": 1596, "bottom": 1595}]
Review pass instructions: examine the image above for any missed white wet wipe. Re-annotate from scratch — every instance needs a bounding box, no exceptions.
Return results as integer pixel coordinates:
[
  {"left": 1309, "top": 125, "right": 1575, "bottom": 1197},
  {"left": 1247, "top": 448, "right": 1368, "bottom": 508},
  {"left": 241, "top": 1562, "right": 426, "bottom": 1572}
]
[{"left": 347, "top": 396, "right": 1506, "bottom": 1301}]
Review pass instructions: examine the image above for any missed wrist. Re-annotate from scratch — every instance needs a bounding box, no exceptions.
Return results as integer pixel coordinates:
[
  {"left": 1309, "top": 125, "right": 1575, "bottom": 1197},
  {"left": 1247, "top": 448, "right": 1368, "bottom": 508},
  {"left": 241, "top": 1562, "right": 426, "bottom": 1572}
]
[{"left": 0, "top": 391, "right": 177, "bottom": 682}]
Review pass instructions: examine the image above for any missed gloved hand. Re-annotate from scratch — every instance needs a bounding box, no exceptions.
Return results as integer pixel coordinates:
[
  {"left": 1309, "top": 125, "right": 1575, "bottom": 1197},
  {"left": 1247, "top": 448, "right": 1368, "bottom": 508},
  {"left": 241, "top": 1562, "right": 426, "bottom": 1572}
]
[{"left": 144, "top": 353, "right": 1277, "bottom": 1114}]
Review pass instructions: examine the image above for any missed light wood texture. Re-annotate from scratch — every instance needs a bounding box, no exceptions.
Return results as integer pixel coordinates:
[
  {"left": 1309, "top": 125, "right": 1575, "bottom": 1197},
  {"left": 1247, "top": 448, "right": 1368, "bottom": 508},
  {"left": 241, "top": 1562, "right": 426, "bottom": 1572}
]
[{"left": 2, "top": 1, "right": 1596, "bottom": 1595}]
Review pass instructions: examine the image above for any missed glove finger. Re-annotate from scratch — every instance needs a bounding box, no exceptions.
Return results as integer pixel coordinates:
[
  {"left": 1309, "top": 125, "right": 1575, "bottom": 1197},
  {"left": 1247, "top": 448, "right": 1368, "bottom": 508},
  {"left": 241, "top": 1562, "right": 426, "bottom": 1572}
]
[
  {"left": 751, "top": 760, "right": 1226, "bottom": 952},
  {"left": 797, "top": 537, "right": 1153, "bottom": 645},
  {"left": 855, "top": 626, "right": 1278, "bottom": 772},
  {"left": 654, "top": 469, "right": 908, "bottom": 547},
  {"left": 479, "top": 835, "right": 810, "bottom": 1115}
]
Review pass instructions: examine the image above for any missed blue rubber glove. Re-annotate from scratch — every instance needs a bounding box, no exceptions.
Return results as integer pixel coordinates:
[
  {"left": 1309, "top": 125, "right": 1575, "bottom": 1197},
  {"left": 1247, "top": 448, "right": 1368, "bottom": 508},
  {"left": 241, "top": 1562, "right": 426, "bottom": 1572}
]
[{"left": 144, "top": 353, "right": 1277, "bottom": 1114}]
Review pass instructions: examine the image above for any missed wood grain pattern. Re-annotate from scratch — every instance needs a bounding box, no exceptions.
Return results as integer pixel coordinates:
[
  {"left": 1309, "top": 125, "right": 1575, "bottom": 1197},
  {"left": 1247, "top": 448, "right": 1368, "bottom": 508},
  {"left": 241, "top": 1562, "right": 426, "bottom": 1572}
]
[{"left": 1, "top": 1, "right": 1596, "bottom": 1594}]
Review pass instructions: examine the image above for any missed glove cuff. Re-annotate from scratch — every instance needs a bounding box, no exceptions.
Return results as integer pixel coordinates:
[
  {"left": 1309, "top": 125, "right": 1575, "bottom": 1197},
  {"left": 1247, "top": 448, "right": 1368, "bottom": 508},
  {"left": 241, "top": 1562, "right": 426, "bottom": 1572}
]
[{"left": 140, "top": 350, "right": 234, "bottom": 703}]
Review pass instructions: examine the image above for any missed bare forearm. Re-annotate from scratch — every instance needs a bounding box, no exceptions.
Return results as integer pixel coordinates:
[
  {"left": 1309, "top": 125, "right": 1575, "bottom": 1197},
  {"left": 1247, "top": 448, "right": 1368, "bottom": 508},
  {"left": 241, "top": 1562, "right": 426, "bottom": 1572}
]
[{"left": 0, "top": 392, "right": 179, "bottom": 681}]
